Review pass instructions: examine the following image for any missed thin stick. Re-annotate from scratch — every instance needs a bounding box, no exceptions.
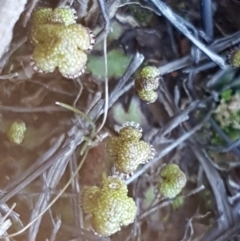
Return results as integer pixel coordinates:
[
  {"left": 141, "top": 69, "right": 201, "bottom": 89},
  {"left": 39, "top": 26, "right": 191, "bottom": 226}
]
[
  {"left": 149, "top": 0, "right": 226, "bottom": 69},
  {"left": 96, "top": 0, "right": 110, "bottom": 134},
  {"left": 2, "top": 148, "right": 90, "bottom": 238}
]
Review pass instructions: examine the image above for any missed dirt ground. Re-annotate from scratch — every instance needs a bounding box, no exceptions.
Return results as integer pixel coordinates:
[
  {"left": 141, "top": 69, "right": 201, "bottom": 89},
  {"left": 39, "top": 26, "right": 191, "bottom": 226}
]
[{"left": 0, "top": 0, "right": 240, "bottom": 241}]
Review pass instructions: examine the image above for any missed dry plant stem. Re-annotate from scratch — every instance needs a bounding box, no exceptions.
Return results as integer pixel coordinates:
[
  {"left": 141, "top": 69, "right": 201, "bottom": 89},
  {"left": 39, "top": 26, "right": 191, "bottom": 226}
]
[
  {"left": 61, "top": 224, "right": 110, "bottom": 241},
  {"left": 94, "top": 0, "right": 119, "bottom": 45},
  {"left": 205, "top": 66, "right": 228, "bottom": 90},
  {"left": 200, "top": 0, "right": 213, "bottom": 39},
  {"left": 0, "top": 0, "right": 27, "bottom": 59},
  {"left": 0, "top": 136, "right": 65, "bottom": 206},
  {"left": 209, "top": 118, "right": 240, "bottom": 157},
  {"left": 28, "top": 156, "right": 71, "bottom": 241},
  {"left": 159, "top": 30, "right": 240, "bottom": 76},
  {"left": 181, "top": 212, "right": 211, "bottom": 241},
  {"left": 149, "top": 0, "right": 226, "bottom": 69},
  {"left": 89, "top": 52, "right": 144, "bottom": 121},
  {"left": 73, "top": 79, "right": 83, "bottom": 107},
  {"left": 96, "top": 36, "right": 109, "bottom": 134},
  {"left": 211, "top": 223, "right": 240, "bottom": 241},
  {"left": 28, "top": 79, "right": 76, "bottom": 97},
  {"left": 0, "top": 105, "right": 68, "bottom": 113},
  {"left": 0, "top": 73, "right": 18, "bottom": 79},
  {"left": 57, "top": 0, "right": 70, "bottom": 7},
  {"left": 48, "top": 217, "right": 61, "bottom": 241},
  {"left": 22, "top": 0, "right": 39, "bottom": 27},
  {"left": 0, "top": 34, "right": 27, "bottom": 74},
  {"left": 138, "top": 185, "right": 205, "bottom": 221},
  {"left": 154, "top": 100, "right": 200, "bottom": 140},
  {"left": 191, "top": 146, "right": 234, "bottom": 240},
  {"left": 0, "top": 203, "right": 16, "bottom": 240},
  {"left": 209, "top": 139, "right": 240, "bottom": 153},
  {"left": 85, "top": 91, "right": 102, "bottom": 115},
  {"left": 118, "top": 1, "right": 160, "bottom": 15},
  {"left": 184, "top": 62, "right": 230, "bottom": 76},
  {"left": 55, "top": 102, "right": 96, "bottom": 154},
  {"left": 96, "top": 0, "right": 110, "bottom": 134},
  {"left": 69, "top": 155, "right": 82, "bottom": 228},
  {"left": 2, "top": 147, "right": 90, "bottom": 239},
  {"left": 3, "top": 103, "right": 96, "bottom": 238},
  {"left": 0, "top": 204, "right": 22, "bottom": 228}
]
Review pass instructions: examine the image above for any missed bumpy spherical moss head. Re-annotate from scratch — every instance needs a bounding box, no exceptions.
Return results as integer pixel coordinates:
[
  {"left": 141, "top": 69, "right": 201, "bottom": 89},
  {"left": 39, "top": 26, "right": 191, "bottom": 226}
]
[
  {"left": 31, "top": 8, "right": 52, "bottom": 26},
  {"left": 31, "top": 24, "right": 89, "bottom": 78},
  {"left": 135, "top": 66, "right": 160, "bottom": 103},
  {"left": 226, "top": 47, "right": 240, "bottom": 68},
  {"left": 7, "top": 120, "right": 26, "bottom": 145},
  {"left": 82, "top": 186, "right": 100, "bottom": 214},
  {"left": 159, "top": 164, "right": 187, "bottom": 199},
  {"left": 137, "top": 89, "right": 158, "bottom": 104},
  {"left": 32, "top": 7, "right": 76, "bottom": 26},
  {"left": 140, "top": 66, "right": 160, "bottom": 80},
  {"left": 51, "top": 7, "right": 77, "bottom": 25},
  {"left": 82, "top": 177, "right": 137, "bottom": 237},
  {"left": 106, "top": 122, "right": 156, "bottom": 174},
  {"left": 114, "top": 140, "right": 154, "bottom": 174},
  {"left": 119, "top": 126, "right": 142, "bottom": 141},
  {"left": 135, "top": 76, "right": 159, "bottom": 92}
]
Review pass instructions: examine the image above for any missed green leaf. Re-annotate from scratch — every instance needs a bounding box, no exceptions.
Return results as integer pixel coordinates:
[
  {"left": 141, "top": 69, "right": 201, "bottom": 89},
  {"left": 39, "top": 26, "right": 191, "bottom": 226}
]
[
  {"left": 221, "top": 89, "right": 232, "bottom": 102},
  {"left": 87, "top": 49, "right": 131, "bottom": 79},
  {"left": 112, "top": 97, "right": 147, "bottom": 125}
]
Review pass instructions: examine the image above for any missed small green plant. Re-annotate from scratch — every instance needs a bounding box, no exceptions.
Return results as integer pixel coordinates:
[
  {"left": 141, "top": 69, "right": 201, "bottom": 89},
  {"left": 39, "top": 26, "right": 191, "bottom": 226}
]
[
  {"left": 29, "top": 7, "right": 95, "bottom": 79},
  {"left": 159, "top": 164, "right": 187, "bottom": 199},
  {"left": 172, "top": 196, "right": 184, "bottom": 210},
  {"left": 213, "top": 90, "right": 240, "bottom": 144},
  {"left": 106, "top": 121, "right": 156, "bottom": 175},
  {"left": 82, "top": 176, "right": 137, "bottom": 237},
  {"left": 226, "top": 46, "right": 240, "bottom": 67},
  {"left": 7, "top": 120, "right": 26, "bottom": 145},
  {"left": 135, "top": 66, "right": 160, "bottom": 103}
]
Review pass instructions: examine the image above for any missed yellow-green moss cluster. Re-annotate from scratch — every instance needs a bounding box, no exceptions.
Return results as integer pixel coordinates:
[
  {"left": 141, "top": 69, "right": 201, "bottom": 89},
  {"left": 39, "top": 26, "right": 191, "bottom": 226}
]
[
  {"left": 135, "top": 66, "right": 160, "bottom": 103},
  {"left": 106, "top": 122, "right": 156, "bottom": 175},
  {"left": 7, "top": 120, "right": 26, "bottom": 145},
  {"left": 159, "top": 164, "right": 187, "bottom": 199},
  {"left": 82, "top": 177, "right": 137, "bottom": 237},
  {"left": 29, "top": 7, "right": 95, "bottom": 79}
]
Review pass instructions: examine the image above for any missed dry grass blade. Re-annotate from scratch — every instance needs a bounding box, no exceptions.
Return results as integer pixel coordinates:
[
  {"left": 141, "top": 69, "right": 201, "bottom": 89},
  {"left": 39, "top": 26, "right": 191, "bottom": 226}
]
[
  {"left": 0, "top": 203, "right": 16, "bottom": 238},
  {"left": 150, "top": 0, "right": 226, "bottom": 68}
]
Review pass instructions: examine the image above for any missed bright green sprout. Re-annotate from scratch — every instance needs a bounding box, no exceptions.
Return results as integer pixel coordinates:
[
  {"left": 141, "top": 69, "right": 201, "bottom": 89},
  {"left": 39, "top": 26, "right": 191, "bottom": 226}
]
[
  {"left": 106, "top": 121, "right": 156, "bottom": 175},
  {"left": 220, "top": 89, "right": 233, "bottom": 102},
  {"left": 159, "top": 164, "right": 187, "bottom": 199},
  {"left": 226, "top": 47, "right": 240, "bottom": 68},
  {"left": 29, "top": 7, "right": 95, "bottom": 79},
  {"left": 135, "top": 66, "right": 160, "bottom": 103},
  {"left": 7, "top": 120, "right": 27, "bottom": 145},
  {"left": 82, "top": 176, "right": 137, "bottom": 237}
]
